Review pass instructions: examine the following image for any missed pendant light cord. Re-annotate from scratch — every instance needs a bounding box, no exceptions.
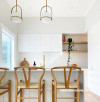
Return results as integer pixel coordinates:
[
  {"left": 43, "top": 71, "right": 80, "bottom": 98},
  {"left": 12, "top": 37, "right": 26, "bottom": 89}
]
[
  {"left": 46, "top": 0, "right": 47, "bottom": 12},
  {"left": 16, "top": 0, "right": 17, "bottom": 11}
]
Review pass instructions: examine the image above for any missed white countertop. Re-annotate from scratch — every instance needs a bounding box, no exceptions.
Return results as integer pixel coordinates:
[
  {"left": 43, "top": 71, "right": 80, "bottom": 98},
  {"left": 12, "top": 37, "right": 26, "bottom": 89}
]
[{"left": 5, "top": 68, "right": 87, "bottom": 72}]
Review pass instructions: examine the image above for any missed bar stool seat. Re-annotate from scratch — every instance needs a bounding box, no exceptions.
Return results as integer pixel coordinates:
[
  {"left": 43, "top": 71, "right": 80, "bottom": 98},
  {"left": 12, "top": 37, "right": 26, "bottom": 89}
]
[
  {"left": 18, "top": 81, "right": 44, "bottom": 88},
  {"left": 52, "top": 81, "right": 77, "bottom": 89},
  {"left": 0, "top": 82, "right": 9, "bottom": 87}
]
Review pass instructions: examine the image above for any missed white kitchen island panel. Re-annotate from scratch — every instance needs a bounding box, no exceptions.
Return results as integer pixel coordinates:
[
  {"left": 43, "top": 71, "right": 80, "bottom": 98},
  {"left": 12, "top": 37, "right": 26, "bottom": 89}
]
[{"left": 0, "top": 70, "right": 85, "bottom": 102}]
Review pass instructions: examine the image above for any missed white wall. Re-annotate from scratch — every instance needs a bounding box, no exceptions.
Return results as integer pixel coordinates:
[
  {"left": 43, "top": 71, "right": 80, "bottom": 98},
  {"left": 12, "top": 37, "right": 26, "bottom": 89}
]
[
  {"left": 19, "top": 53, "right": 88, "bottom": 69},
  {"left": 85, "top": 0, "right": 100, "bottom": 96},
  {"left": 86, "top": 0, "right": 100, "bottom": 31},
  {"left": 0, "top": 0, "right": 17, "bottom": 33},
  {"left": 0, "top": 0, "right": 18, "bottom": 67},
  {"left": 18, "top": 17, "right": 85, "bottom": 34},
  {"left": 88, "top": 20, "right": 100, "bottom": 96}
]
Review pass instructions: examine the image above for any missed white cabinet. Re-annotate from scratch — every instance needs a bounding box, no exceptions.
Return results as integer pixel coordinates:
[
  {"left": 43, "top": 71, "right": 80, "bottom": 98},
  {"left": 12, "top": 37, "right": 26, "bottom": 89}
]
[
  {"left": 18, "top": 34, "right": 30, "bottom": 52},
  {"left": 18, "top": 34, "right": 62, "bottom": 53},
  {"left": 18, "top": 34, "right": 41, "bottom": 52},
  {"left": 29, "top": 34, "right": 41, "bottom": 52},
  {"left": 41, "top": 34, "right": 62, "bottom": 53}
]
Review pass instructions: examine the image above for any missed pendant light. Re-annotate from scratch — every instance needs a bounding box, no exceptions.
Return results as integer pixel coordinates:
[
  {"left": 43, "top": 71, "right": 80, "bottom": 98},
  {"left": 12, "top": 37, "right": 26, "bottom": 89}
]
[
  {"left": 40, "top": 0, "right": 52, "bottom": 23},
  {"left": 11, "top": 0, "right": 23, "bottom": 23}
]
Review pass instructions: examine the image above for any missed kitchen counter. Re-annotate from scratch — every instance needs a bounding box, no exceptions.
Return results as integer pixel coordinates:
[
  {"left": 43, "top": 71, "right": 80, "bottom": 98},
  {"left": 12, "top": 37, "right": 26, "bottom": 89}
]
[{"left": 7, "top": 67, "right": 87, "bottom": 71}]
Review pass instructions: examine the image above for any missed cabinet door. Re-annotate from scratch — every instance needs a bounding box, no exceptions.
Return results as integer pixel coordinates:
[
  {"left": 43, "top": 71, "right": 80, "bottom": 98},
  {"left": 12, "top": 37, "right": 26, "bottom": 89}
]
[
  {"left": 29, "top": 34, "right": 41, "bottom": 52},
  {"left": 41, "top": 34, "right": 50, "bottom": 52},
  {"left": 18, "top": 34, "right": 41, "bottom": 52},
  {"left": 41, "top": 34, "right": 62, "bottom": 53},
  {"left": 18, "top": 34, "right": 62, "bottom": 53},
  {"left": 18, "top": 34, "right": 30, "bottom": 52},
  {"left": 50, "top": 34, "right": 62, "bottom": 52}
]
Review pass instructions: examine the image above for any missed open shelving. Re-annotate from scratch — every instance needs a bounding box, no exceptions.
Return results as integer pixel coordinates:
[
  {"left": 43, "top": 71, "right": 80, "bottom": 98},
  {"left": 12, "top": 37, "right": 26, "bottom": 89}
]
[{"left": 62, "top": 33, "right": 88, "bottom": 53}]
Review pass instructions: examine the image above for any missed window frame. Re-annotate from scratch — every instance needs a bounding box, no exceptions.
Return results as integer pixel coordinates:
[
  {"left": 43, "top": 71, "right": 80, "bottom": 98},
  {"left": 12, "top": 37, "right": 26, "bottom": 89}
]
[{"left": 2, "top": 29, "right": 14, "bottom": 69}]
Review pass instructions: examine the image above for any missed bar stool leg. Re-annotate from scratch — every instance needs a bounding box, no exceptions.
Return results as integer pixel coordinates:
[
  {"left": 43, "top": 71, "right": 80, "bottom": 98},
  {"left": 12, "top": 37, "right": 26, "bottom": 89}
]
[
  {"left": 74, "top": 90, "right": 77, "bottom": 102},
  {"left": 52, "top": 83, "right": 54, "bottom": 102},
  {"left": 38, "top": 86, "right": 41, "bottom": 102},
  {"left": 43, "top": 80, "right": 45, "bottom": 102},
  {"left": 8, "top": 80, "right": 11, "bottom": 102},
  {"left": 77, "top": 87, "right": 80, "bottom": 102},
  {"left": 15, "top": 85, "right": 18, "bottom": 102},
  {"left": 20, "top": 80, "right": 22, "bottom": 102},
  {"left": 54, "top": 85, "right": 57, "bottom": 102},
  {"left": 20, "top": 88, "right": 22, "bottom": 102}
]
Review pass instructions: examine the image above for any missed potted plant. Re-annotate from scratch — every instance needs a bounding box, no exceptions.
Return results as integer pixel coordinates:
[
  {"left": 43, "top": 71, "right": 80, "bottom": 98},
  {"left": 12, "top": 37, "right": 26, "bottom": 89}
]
[{"left": 67, "top": 38, "right": 72, "bottom": 66}]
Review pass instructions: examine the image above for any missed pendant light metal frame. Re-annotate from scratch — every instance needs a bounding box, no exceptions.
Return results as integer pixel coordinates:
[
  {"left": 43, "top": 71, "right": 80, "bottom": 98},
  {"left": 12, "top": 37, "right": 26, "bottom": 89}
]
[
  {"left": 40, "top": 0, "right": 52, "bottom": 21},
  {"left": 11, "top": 0, "right": 23, "bottom": 21}
]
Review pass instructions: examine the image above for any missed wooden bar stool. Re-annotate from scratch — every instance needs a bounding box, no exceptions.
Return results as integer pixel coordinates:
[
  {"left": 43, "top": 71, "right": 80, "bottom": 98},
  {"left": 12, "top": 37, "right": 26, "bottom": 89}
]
[
  {"left": 0, "top": 68, "right": 11, "bottom": 102},
  {"left": 51, "top": 66, "right": 81, "bottom": 102},
  {"left": 14, "top": 67, "right": 45, "bottom": 102}
]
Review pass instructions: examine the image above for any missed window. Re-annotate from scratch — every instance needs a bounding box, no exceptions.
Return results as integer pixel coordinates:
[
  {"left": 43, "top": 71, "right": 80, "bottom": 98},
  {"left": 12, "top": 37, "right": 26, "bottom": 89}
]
[{"left": 2, "top": 30, "right": 14, "bottom": 69}]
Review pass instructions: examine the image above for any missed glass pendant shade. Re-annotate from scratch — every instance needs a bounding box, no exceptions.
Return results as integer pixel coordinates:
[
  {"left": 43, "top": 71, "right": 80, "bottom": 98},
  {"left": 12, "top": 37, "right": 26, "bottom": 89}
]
[
  {"left": 40, "top": 0, "right": 52, "bottom": 23},
  {"left": 11, "top": 11, "right": 22, "bottom": 23},
  {"left": 41, "top": 11, "right": 52, "bottom": 23},
  {"left": 11, "top": 0, "right": 23, "bottom": 23}
]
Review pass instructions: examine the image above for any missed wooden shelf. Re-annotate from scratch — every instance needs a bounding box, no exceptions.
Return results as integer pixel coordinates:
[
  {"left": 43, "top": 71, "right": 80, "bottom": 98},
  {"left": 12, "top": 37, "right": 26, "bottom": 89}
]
[
  {"left": 63, "top": 41, "right": 88, "bottom": 44},
  {"left": 63, "top": 33, "right": 87, "bottom": 36},
  {"left": 62, "top": 51, "right": 88, "bottom": 53},
  {"left": 62, "top": 34, "right": 88, "bottom": 53}
]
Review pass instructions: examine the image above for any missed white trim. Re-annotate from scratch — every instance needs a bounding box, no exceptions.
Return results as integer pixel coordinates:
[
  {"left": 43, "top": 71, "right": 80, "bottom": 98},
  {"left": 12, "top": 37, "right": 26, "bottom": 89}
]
[
  {"left": 0, "top": 24, "right": 2, "bottom": 67},
  {"left": 2, "top": 27, "right": 14, "bottom": 38}
]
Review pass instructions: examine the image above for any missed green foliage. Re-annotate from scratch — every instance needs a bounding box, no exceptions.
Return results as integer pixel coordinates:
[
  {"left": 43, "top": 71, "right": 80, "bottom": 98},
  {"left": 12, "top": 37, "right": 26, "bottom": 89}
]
[{"left": 67, "top": 38, "right": 72, "bottom": 66}]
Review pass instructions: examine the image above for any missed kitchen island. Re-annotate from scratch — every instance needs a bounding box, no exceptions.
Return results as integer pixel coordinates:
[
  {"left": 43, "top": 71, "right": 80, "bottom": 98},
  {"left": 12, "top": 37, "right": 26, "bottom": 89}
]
[{"left": 0, "top": 68, "right": 86, "bottom": 102}]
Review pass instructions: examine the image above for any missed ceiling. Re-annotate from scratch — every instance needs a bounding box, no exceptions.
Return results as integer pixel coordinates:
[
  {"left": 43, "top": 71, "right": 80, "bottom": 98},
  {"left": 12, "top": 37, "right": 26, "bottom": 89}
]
[{"left": 6, "top": 0, "right": 96, "bottom": 17}]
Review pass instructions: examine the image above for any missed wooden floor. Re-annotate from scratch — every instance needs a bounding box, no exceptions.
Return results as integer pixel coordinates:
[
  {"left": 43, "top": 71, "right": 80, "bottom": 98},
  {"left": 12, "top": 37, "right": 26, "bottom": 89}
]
[{"left": 85, "top": 91, "right": 100, "bottom": 102}]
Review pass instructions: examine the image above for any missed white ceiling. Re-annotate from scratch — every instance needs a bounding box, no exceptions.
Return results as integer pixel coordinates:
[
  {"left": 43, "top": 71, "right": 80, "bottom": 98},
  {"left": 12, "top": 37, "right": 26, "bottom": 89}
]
[{"left": 6, "top": 0, "right": 96, "bottom": 17}]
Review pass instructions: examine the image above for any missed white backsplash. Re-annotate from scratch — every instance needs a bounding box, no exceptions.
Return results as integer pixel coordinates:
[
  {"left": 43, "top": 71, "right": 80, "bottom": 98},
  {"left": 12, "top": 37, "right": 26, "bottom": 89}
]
[{"left": 18, "top": 52, "right": 88, "bottom": 69}]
